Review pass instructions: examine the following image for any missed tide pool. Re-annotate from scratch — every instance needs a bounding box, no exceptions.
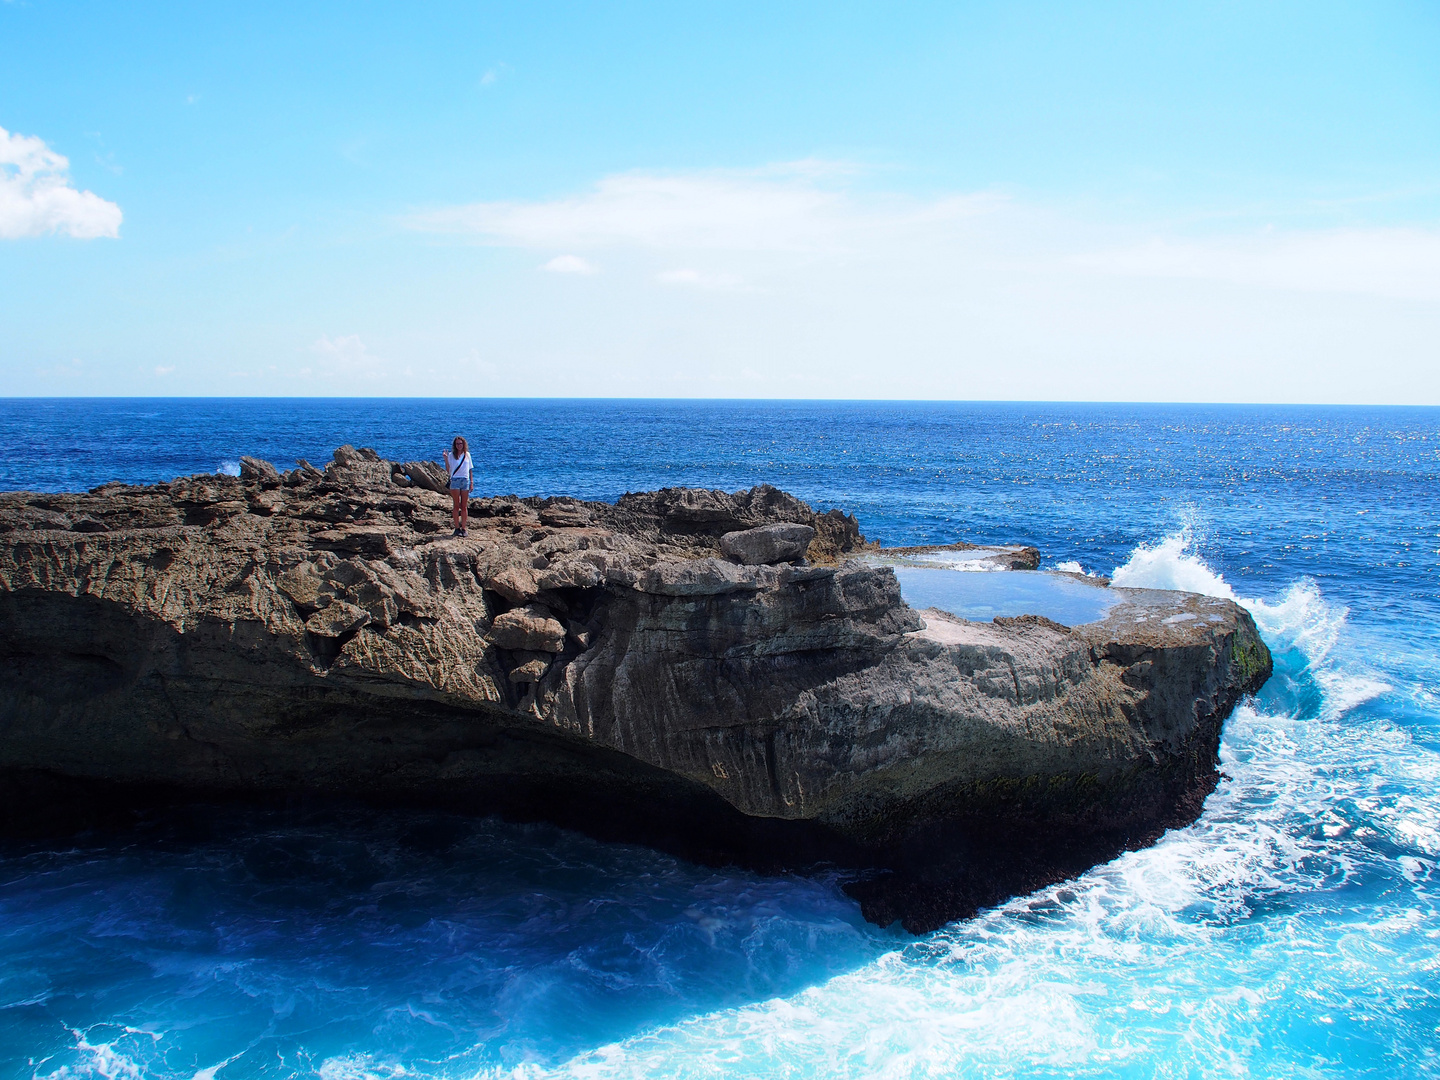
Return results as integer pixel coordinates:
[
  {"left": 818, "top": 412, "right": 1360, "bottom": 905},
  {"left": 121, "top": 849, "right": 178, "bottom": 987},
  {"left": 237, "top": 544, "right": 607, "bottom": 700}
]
[
  {"left": 892, "top": 567, "right": 1121, "bottom": 626},
  {"left": 0, "top": 399, "right": 1436, "bottom": 1078}
]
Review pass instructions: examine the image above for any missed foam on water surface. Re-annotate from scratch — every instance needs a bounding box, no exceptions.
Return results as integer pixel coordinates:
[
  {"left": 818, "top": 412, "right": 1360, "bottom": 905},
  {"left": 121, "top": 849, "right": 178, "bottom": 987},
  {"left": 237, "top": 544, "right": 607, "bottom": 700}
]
[
  {"left": 533, "top": 538, "right": 1440, "bottom": 1079},
  {"left": 0, "top": 401, "right": 1436, "bottom": 1077}
]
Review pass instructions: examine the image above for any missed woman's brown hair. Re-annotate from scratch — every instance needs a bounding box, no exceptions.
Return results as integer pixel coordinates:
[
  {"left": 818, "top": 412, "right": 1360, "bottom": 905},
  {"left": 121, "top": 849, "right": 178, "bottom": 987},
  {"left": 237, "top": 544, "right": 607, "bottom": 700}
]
[{"left": 452, "top": 436, "right": 468, "bottom": 455}]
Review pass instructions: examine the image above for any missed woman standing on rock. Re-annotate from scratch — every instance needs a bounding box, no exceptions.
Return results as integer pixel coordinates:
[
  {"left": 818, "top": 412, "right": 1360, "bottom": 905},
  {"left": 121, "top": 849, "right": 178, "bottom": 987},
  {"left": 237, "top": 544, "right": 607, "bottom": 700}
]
[{"left": 443, "top": 436, "right": 474, "bottom": 536}]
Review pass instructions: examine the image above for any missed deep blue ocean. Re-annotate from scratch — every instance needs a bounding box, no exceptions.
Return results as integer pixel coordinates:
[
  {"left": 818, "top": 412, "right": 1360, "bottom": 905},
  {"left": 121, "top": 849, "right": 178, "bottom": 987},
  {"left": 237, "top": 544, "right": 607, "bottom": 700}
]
[{"left": 1, "top": 399, "right": 1437, "bottom": 1078}]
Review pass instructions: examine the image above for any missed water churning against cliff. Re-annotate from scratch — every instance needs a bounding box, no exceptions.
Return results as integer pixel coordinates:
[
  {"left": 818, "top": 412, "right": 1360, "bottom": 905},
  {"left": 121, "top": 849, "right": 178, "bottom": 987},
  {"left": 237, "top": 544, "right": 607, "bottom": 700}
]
[{"left": 0, "top": 399, "right": 1436, "bottom": 1078}]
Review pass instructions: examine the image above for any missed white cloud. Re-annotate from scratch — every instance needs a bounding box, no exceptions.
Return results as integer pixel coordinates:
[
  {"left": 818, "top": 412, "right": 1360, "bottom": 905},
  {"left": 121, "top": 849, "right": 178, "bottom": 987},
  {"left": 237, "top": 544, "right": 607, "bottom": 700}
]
[
  {"left": 408, "top": 162, "right": 1000, "bottom": 252},
  {"left": 1074, "top": 227, "right": 1440, "bottom": 302},
  {"left": 412, "top": 163, "right": 1440, "bottom": 305},
  {"left": 391, "top": 163, "right": 1440, "bottom": 402},
  {"left": 542, "top": 254, "right": 597, "bottom": 274},
  {"left": 153, "top": 365, "right": 175, "bottom": 376},
  {"left": 0, "top": 126, "right": 123, "bottom": 239},
  {"left": 308, "top": 334, "right": 388, "bottom": 380}
]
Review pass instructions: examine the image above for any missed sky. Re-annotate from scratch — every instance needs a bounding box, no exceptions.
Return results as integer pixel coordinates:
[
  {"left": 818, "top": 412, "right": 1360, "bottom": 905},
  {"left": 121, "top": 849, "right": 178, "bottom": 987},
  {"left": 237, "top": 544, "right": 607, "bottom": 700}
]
[{"left": 2, "top": 0, "right": 1438, "bottom": 402}]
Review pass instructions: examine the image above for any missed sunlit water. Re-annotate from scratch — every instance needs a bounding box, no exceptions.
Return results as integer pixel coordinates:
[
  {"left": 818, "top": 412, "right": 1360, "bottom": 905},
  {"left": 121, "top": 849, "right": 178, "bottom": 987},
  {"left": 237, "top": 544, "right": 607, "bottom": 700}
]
[
  {"left": 892, "top": 568, "right": 1121, "bottom": 626},
  {"left": 0, "top": 400, "right": 1436, "bottom": 1078}
]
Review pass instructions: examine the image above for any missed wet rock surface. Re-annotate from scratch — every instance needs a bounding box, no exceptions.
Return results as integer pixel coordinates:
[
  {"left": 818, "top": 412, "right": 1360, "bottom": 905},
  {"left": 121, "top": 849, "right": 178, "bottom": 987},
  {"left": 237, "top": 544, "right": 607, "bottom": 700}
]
[{"left": 0, "top": 447, "right": 1271, "bottom": 932}]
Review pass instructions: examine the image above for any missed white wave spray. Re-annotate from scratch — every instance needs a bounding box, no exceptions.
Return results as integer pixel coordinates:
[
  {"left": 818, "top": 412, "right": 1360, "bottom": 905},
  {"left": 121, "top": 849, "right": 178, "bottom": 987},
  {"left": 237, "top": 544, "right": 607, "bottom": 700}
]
[{"left": 506, "top": 531, "right": 1440, "bottom": 1080}]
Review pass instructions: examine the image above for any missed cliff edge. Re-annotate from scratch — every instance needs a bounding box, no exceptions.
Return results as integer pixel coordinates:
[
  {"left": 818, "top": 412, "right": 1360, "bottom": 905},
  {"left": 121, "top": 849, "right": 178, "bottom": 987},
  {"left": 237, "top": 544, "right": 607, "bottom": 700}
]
[{"left": 0, "top": 446, "right": 1271, "bottom": 932}]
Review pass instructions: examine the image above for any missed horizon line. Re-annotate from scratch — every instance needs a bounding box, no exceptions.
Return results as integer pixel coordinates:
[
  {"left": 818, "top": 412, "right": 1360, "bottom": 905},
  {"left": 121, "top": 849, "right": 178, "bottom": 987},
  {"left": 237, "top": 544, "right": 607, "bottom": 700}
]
[{"left": 2, "top": 396, "right": 1438, "bottom": 410}]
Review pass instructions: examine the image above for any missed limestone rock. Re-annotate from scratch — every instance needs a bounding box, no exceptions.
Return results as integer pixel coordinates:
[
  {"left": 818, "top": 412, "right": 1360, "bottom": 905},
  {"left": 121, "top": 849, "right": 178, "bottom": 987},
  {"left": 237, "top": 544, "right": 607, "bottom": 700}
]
[
  {"left": 539, "top": 498, "right": 594, "bottom": 528},
  {"left": 0, "top": 459, "right": 1271, "bottom": 933},
  {"left": 277, "top": 562, "right": 326, "bottom": 608},
  {"left": 304, "top": 600, "right": 369, "bottom": 638},
  {"left": 397, "top": 460, "right": 449, "bottom": 494},
  {"left": 507, "top": 652, "right": 552, "bottom": 683},
  {"left": 491, "top": 604, "right": 566, "bottom": 652},
  {"left": 239, "top": 456, "right": 281, "bottom": 484},
  {"left": 486, "top": 566, "right": 539, "bottom": 604},
  {"left": 638, "top": 557, "right": 766, "bottom": 596},
  {"left": 720, "top": 522, "right": 816, "bottom": 565}
]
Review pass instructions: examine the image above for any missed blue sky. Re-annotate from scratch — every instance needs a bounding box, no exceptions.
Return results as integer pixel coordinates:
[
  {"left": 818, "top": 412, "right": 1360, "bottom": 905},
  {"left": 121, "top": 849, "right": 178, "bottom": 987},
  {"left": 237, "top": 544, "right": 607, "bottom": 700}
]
[{"left": 2, "top": 1, "right": 1438, "bottom": 401}]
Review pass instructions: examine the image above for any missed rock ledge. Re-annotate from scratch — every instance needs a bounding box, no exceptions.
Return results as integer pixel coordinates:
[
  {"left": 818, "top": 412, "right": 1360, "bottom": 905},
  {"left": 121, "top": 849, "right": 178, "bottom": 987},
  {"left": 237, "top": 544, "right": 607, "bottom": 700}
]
[{"left": 0, "top": 448, "right": 1271, "bottom": 931}]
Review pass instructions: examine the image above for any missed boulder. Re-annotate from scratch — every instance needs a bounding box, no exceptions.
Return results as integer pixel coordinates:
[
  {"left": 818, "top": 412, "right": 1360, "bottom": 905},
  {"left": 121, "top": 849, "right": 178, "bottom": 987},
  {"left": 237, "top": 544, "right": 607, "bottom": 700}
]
[
  {"left": 720, "top": 522, "right": 815, "bottom": 565},
  {"left": 639, "top": 557, "right": 766, "bottom": 596},
  {"left": 239, "top": 456, "right": 281, "bottom": 483},
  {"left": 304, "top": 600, "right": 369, "bottom": 639},
  {"left": 397, "top": 460, "right": 449, "bottom": 494},
  {"left": 490, "top": 604, "right": 566, "bottom": 652},
  {"left": 538, "top": 498, "right": 594, "bottom": 528},
  {"left": 486, "top": 566, "right": 539, "bottom": 604},
  {"left": 507, "top": 653, "right": 552, "bottom": 683},
  {"left": 332, "top": 445, "right": 381, "bottom": 465}
]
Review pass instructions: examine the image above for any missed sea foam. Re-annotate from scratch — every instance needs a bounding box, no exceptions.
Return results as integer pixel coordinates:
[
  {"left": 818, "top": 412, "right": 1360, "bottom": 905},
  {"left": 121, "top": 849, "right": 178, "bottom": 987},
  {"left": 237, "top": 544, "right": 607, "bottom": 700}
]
[{"left": 523, "top": 538, "right": 1439, "bottom": 1080}]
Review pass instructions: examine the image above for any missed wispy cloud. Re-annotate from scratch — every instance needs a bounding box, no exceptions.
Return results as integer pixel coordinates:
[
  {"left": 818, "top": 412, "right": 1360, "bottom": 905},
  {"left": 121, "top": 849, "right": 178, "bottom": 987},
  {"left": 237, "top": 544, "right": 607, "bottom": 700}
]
[
  {"left": 0, "top": 126, "right": 123, "bottom": 239},
  {"left": 390, "top": 161, "right": 1440, "bottom": 402},
  {"left": 307, "top": 334, "right": 388, "bottom": 380},
  {"left": 1074, "top": 227, "right": 1440, "bottom": 302},
  {"left": 407, "top": 163, "right": 1000, "bottom": 253},
  {"left": 542, "top": 254, "right": 597, "bottom": 274},
  {"left": 408, "top": 162, "right": 1440, "bottom": 306}
]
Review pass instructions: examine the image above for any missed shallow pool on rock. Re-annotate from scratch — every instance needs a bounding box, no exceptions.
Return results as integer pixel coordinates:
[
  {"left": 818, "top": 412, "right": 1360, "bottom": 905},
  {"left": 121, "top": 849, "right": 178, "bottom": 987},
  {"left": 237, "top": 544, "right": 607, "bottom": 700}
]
[{"left": 894, "top": 567, "right": 1122, "bottom": 626}]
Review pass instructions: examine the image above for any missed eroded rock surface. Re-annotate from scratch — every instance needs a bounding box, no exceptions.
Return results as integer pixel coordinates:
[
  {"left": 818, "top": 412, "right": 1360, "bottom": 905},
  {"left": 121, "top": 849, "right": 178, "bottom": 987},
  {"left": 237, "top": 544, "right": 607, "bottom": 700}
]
[{"left": 0, "top": 448, "right": 1270, "bottom": 931}]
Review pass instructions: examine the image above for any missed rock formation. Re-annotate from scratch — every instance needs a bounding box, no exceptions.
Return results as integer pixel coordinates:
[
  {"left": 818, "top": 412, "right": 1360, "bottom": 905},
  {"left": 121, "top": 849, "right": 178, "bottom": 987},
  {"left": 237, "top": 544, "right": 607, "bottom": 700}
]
[{"left": 0, "top": 446, "right": 1271, "bottom": 932}]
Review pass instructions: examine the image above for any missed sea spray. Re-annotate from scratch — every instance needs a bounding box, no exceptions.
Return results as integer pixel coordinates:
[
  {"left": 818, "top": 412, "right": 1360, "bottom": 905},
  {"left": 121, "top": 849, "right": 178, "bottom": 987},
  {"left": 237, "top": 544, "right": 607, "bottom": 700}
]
[
  {"left": 531, "top": 543, "right": 1439, "bottom": 1079},
  {"left": 2, "top": 401, "right": 1436, "bottom": 1078}
]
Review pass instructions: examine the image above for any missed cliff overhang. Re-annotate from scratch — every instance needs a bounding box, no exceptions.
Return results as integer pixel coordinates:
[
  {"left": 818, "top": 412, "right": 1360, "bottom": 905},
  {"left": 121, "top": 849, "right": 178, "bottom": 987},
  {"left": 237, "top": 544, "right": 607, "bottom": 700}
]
[{"left": 0, "top": 447, "right": 1271, "bottom": 932}]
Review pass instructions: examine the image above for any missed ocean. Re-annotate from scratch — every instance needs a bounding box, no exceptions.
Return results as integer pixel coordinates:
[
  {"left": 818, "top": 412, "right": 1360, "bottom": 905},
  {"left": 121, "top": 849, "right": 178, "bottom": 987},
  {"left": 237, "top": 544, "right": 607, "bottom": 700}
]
[{"left": 0, "top": 398, "right": 1436, "bottom": 1078}]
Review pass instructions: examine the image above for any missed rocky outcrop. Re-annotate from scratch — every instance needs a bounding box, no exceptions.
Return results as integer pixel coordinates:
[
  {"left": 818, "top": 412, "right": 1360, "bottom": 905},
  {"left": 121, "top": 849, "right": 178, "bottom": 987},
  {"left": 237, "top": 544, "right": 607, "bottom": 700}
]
[
  {"left": 0, "top": 448, "right": 1271, "bottom": 931},
  {"left": 721, "top": 523, "right": 816, "bottom": 565}
]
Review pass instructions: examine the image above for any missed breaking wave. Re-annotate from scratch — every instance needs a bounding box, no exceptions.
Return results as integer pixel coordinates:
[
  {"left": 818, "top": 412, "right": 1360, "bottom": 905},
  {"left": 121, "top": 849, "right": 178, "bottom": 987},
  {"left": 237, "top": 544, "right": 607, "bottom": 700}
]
[
  {"left": 518, "top": 533, "right": 1439, "bottom": 1079},
  {"left": 8, "top": 530, "right": 1438, "bottom": 1079}
]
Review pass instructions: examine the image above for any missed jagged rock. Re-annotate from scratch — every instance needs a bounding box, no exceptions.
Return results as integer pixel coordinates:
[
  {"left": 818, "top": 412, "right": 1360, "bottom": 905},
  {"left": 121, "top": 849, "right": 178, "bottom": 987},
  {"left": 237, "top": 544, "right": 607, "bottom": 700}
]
[
  {"left": 246, "top": 490, "right": 286, "bottom": 516},
  {"left": 486, "top": 566, "right": 539, "bottom": 604},
  {"left": 397, "top": 460, "right": 449, "bottom": 494},
  {"left": 720, "top": 522, "right": 815, "bottom": 565},
  {"left": 305, "top": 600, "right": 369, "bottom": 638},
  {"left": 332, "top": 445, "right": 381, "bottom": 465},
  {"left": 507, "top": 653, "right": 552, "bottom": 683},
  {"left": 277, "top": 562, "right": 326, "bottom": 607},
  {"left": 0, "top": 458, "right": 1271, "bottom": 933},
  {"left": 239, "top": 456, "right": 281, "bottom": 484},
  {"left": 491, "top": 605, "right": 566, "bottom": 652},
  {"left": 539, "top": 498, "right": 594, "bottom": 528}
]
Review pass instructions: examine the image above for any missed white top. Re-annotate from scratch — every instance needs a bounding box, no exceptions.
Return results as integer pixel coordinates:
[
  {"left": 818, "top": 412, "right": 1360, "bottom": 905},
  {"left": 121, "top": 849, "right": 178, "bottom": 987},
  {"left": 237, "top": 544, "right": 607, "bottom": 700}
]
[{"left": 443, "top": 450, "right": 472, "bottom": 480}]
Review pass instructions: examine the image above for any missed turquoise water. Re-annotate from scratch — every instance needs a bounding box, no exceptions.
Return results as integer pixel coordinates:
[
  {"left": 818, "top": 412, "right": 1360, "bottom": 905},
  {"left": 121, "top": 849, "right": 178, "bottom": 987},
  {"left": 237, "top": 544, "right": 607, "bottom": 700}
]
[{"left": 0, "top": 400, "right": 1437, "bottom": 1077}]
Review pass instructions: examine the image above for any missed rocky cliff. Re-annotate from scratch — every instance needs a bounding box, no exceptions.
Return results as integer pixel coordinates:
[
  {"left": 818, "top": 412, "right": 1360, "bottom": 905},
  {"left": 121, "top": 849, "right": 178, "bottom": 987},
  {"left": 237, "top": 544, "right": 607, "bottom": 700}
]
[{"left": 0, "top": 446, "right": 1271, "bottom": 932}]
